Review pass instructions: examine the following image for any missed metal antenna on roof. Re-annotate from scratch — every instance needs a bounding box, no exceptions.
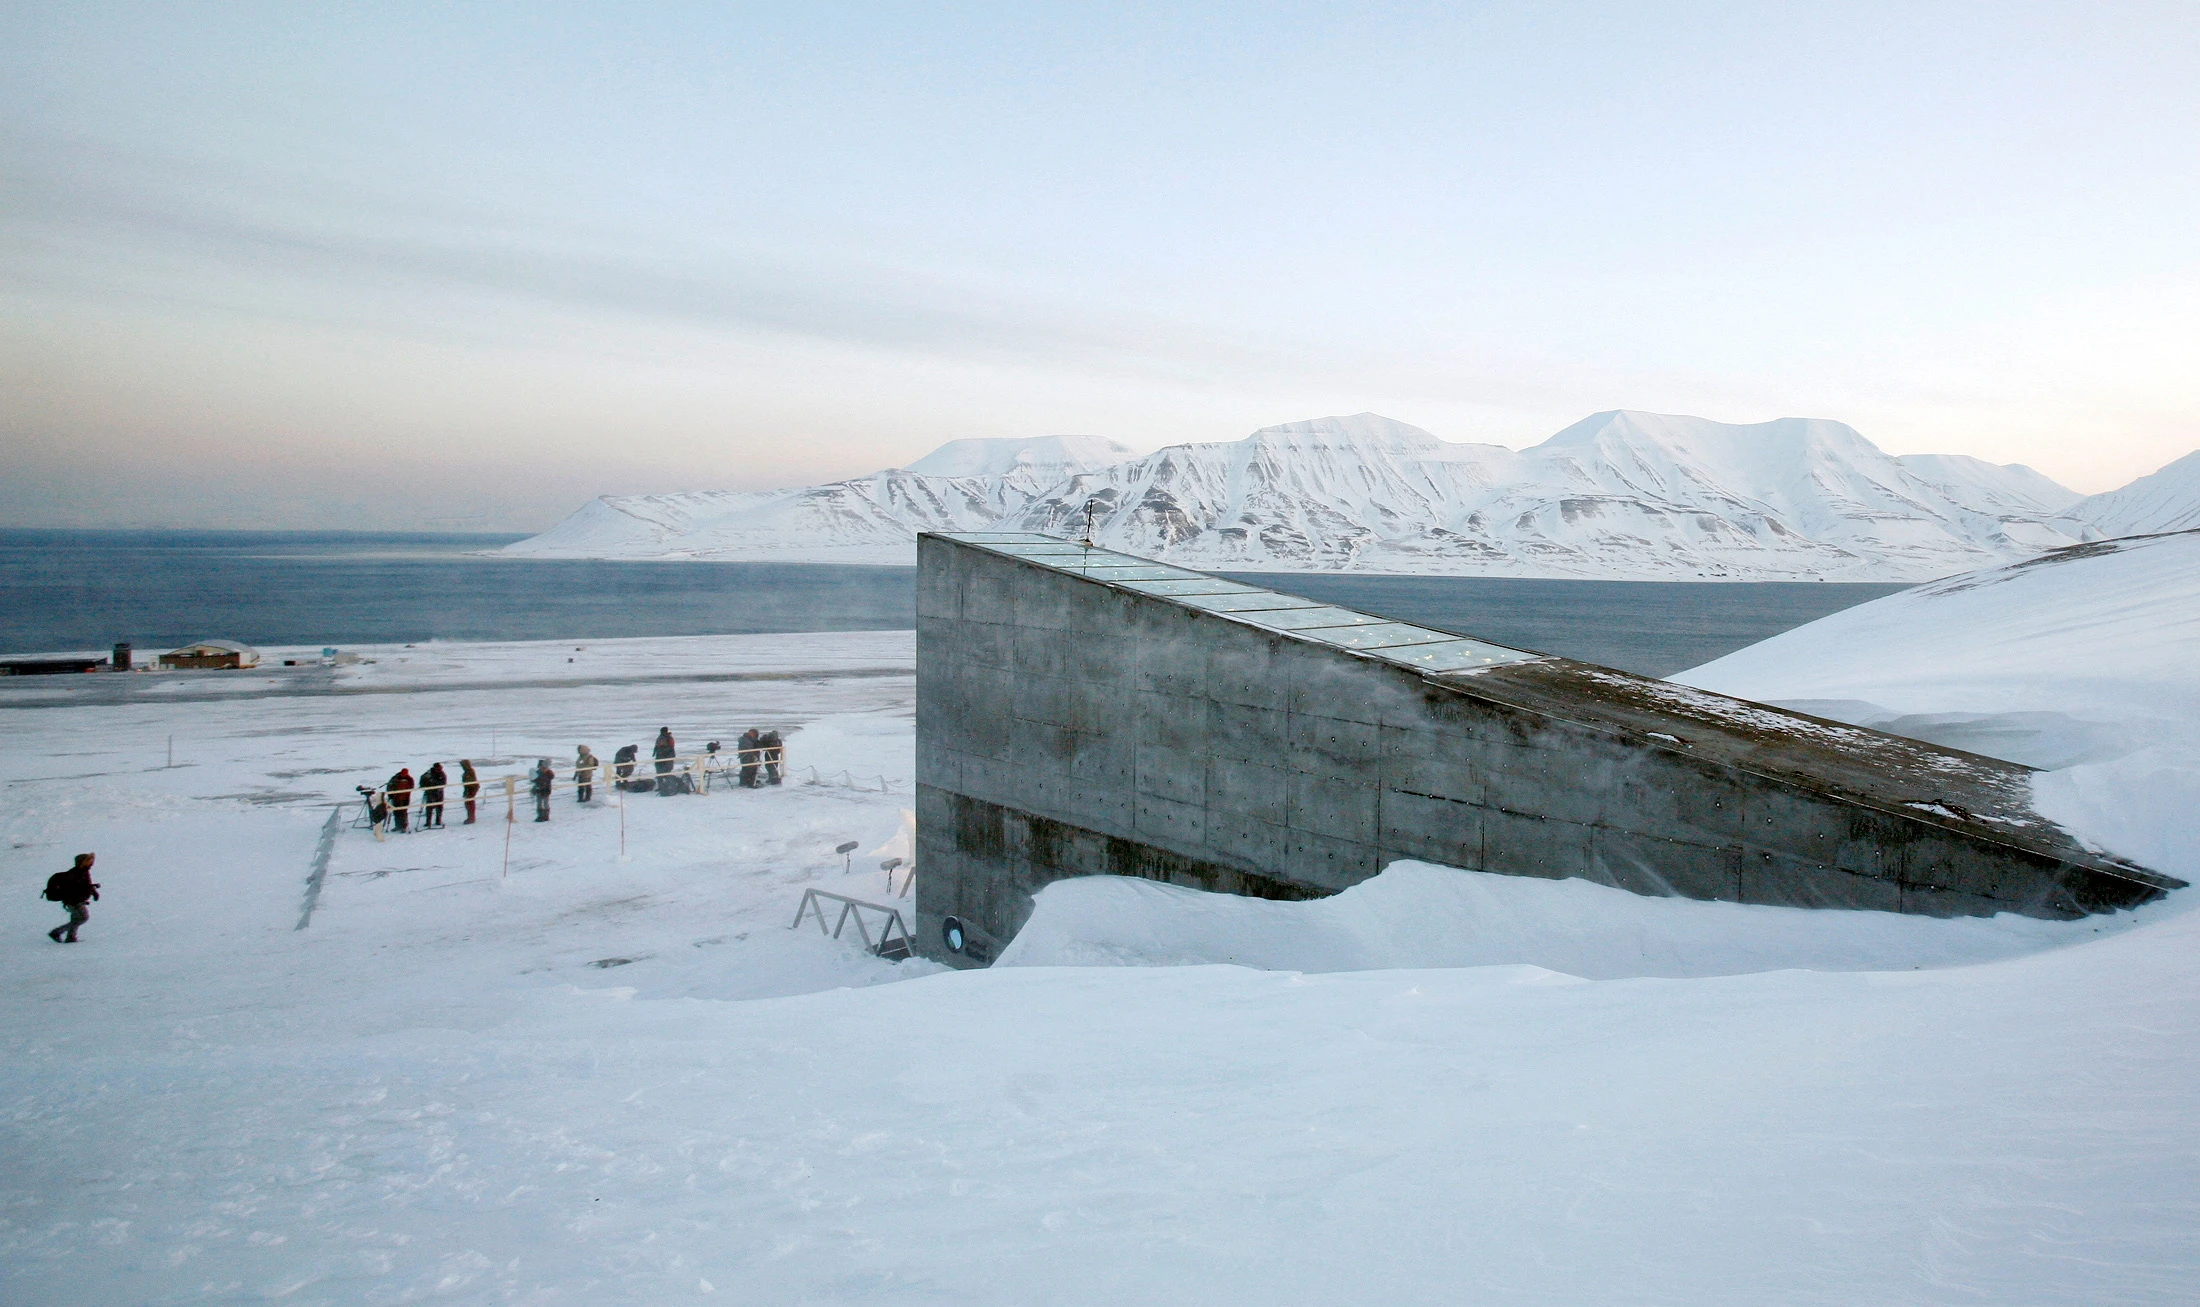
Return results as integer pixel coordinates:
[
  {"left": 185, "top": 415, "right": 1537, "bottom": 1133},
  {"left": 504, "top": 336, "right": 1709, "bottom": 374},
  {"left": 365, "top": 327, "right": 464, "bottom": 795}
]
[{"left": 1080, "top": 497, "right": 1101, "bottom": 547}]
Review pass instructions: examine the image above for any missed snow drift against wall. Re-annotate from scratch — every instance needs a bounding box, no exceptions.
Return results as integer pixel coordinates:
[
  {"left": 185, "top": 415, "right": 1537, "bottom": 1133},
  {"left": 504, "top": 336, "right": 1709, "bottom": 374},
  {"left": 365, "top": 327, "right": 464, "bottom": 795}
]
[
  {"left": 1676, "top": 529, "right": 2200, "bottom": 882},
  {"left": 996, "top": 862, "right": 2124, "bottom": 977},
  {"left": 509, "top": 412, "right": 2194, "bottom": 579}
]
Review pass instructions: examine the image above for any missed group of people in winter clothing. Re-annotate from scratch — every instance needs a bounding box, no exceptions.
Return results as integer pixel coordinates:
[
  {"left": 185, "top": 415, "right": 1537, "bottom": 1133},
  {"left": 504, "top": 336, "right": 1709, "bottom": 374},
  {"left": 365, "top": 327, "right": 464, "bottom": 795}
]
[
  {"left": 376, "top": 759, "right": 481, "bottom": 833},
  {"left": 372, "top": 727, "right": 786, "bottom": 830},
  {"left": 713, "top": 727, "right": 786, "bottom": 789}
]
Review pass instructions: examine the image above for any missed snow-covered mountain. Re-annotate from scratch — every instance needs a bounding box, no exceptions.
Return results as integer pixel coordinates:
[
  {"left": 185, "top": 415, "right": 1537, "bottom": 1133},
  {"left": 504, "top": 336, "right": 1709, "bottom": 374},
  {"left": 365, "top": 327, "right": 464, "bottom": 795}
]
[
  {"left": 904, "top": 434, "right": 1134, "bottom": 480},
  {"left": 508, "top": 411, "right": 2197, "bottom": 579},
  {"left": 504, "top": 435, "right": 1133, "bottom": 563},
  {"left": 2073, "top": 450, "right": 2200, "bottom": 538},
  {"left": 1895, "top": 453, "right": 2085, "bottom": 518}
]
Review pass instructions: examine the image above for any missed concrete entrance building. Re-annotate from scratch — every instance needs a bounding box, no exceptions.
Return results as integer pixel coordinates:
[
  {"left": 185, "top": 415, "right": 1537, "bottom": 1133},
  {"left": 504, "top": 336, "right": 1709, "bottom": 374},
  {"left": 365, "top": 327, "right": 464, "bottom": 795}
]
[{"left": 914, "top": 532, "right": 2179, "bottom": 966}]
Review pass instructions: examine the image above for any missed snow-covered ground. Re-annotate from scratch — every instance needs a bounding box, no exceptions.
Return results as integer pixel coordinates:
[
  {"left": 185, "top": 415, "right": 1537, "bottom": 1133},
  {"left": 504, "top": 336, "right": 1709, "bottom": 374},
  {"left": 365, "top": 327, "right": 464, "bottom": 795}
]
[{"left": 8, "top": 560, "right": 2200, "bottom": 1304}]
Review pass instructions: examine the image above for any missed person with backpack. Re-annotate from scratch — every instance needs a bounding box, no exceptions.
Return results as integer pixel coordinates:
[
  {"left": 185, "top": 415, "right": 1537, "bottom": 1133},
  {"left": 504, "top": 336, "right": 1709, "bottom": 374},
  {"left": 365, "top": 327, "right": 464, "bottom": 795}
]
[
  {"left": 418, "top": 761, "right": 448, "bottom": 829},
  {"left": 460, "top": 759, "right": 480, "bottom": 824},
  {"left": 386, "top": 767, "right": 414, "bottom": 833},
  {"left": 759, "top": 729, "right": 785, "bottom": 785},
  {"left": 43, "top": 853, "right": 100, "bottom": 943},
  {"left": 531, "top": 759, "right": 554, "bottom": 822}
]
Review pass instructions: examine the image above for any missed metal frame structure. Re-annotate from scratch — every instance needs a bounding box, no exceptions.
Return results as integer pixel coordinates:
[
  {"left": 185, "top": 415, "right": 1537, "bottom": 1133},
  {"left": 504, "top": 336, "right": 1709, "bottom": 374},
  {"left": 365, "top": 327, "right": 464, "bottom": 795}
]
[{"left": 791, "top": 888, "right": 915, "bottom": 959}]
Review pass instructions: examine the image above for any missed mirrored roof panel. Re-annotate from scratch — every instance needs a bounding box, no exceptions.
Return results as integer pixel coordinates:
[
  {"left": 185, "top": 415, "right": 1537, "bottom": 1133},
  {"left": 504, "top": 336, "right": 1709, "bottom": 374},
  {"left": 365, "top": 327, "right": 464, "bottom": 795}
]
[
  {"left": 931, "top": 533, "right": 1537, "bottom": 672},
  {"left": 1383, "top": 640, "right": 1534, "bottom": 672},
  {"left": 1176, "top": 592, "right": 1327, "bottom": 614},
  {"left": 941, "top": 532, "right": 1065, "bottom": 547},
  {"left": 1235, "top": 606, "right": 1390, "bottom": 632},
  {"left": 1117, "top": 578, "right": 1263, "bottom": 597},
  {"left": 1299, "top": 622, "right": 1461, "bottom": 651},
  {"left": 1060, "top": 565, "right": 1194, "bottom": 581}
]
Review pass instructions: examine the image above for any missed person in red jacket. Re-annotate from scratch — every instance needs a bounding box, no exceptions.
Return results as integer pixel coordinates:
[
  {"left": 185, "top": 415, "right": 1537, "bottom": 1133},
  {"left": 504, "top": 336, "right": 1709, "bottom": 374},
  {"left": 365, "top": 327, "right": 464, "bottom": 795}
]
[
  {"left": 386, "top": 767, "right": 414, "bottom": 833},
  {"left": 43, "top": 853, "right": 100, "bottom": 943}
]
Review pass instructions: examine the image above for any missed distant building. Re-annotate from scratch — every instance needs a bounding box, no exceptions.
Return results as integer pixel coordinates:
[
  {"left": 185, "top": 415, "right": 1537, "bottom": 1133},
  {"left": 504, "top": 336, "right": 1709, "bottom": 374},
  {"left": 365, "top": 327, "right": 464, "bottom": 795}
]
[
  {"left": 0, "top": 657, "right": 107, "bottom": 676},
  {"left": 160, "top": 640, "right": 261, "bottom": 670}
]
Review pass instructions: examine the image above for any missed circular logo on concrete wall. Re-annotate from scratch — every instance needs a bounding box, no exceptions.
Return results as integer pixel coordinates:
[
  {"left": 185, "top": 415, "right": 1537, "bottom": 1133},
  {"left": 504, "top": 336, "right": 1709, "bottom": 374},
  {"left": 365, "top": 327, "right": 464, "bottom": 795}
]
[{"left": 942, "top": 915, "right": 966, "bottom": 954}]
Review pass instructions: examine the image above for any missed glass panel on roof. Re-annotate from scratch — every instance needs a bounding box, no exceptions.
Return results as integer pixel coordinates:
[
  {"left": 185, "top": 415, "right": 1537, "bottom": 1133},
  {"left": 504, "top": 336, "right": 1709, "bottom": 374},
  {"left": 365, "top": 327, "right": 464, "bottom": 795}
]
[
  {"left": 1115, "top": 578, "right": 1254, "bottom": 596},
  {"left": 991, "top": 548, "right": 1156, "bottom": 569},
  {"left": 1056, "top": 558, "right": 1182, "bottom": 573},
  {"left": 1237, "top": 606, "right": 1387, "bottom": 631},
  {"left": 1063, "top": 565, "right": 1188, "bottom": 581},
  {"left": 1380, "top": 640, "right": 1533, "bottom": 671},
  {"left": 1299, "top": 622, "right": 1459, "bottom": 650},
  {"left": 1178, "top": 592, "right": 1325, "bottom": 613}
]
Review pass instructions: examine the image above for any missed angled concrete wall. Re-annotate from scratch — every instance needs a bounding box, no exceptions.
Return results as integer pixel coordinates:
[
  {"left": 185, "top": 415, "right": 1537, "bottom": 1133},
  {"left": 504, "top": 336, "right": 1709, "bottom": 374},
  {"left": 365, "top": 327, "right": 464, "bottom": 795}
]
[{"left": 914, "top": 533, "right": 2179, "bottom": 965}]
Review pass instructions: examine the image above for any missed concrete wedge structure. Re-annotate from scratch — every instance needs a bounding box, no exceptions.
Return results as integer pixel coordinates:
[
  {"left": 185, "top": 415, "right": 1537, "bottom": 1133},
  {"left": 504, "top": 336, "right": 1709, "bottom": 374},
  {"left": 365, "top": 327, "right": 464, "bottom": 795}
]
[{"left": 914, "top": 532, "right": 2181, "bottom": 965}]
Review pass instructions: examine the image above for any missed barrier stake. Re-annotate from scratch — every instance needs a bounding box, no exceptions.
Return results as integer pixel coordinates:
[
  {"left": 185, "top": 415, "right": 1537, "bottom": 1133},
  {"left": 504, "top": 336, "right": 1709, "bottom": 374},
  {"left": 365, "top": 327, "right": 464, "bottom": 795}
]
[{"left": 502, "top": 775, "right": 516, "bottom": 879}]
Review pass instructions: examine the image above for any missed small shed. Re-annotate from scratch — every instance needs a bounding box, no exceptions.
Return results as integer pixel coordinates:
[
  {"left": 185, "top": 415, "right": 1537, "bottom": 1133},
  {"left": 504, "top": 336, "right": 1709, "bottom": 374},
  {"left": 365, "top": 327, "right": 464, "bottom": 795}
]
[{"left": 160, "top": 640, "right": 261, "bottom": 670}]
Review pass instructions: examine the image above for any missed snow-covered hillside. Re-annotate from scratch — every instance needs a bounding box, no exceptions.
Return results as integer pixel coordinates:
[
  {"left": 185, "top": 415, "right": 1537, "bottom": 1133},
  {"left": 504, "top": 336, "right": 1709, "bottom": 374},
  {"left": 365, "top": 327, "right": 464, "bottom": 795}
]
[
  {"left": 507, "top": 411, "right": 2194, "bottom": 579},
  {"left": 1676, "top": 529, "right": 2200, "bottom": 875},
  {"left": 2074, "top": 449, "right": 2200, "bottom": 537},
  {"left": 504, "top": 435, "right": 1134, "bottom": 564},
  {"left": 904, "top": 433, "right": 1134, "bottom": 479}
]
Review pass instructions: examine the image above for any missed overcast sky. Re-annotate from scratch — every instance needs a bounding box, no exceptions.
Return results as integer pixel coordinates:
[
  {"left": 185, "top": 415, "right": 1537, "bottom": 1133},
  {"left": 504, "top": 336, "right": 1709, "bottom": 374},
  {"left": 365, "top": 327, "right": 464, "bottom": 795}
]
[{"left": 4, "top": 2, "right": 2196, "bottom": 530}]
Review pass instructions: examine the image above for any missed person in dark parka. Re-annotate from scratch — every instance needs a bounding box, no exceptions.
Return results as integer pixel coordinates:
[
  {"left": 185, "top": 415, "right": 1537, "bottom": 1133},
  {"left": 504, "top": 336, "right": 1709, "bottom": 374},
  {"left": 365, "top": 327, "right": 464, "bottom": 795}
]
[
  {"left": 737, "top": 728, "right": 764, "bottom": 789},
  {"left": 653, "top": 727, "right": 678, "bottom": 795},
  {"left": 419, "top": 761, "right": 448, "bottom": 829},
  {"left": 460, "top": 759, "right": 480, "bottom": 824},
  {"left": 43, "top": 852, "right": 99, "bottom": 943},
  {"left": 531, "top": 759, "right": 554, "bottom": 821},
  {"left": 386, "top": 767, "right": 414, "bottom": 832},
  {"left": 759, "top": 729, "right": 785, "bottom": 785},
  {"left": 614, "top": 743, "right": 638, "bottom": 788}
]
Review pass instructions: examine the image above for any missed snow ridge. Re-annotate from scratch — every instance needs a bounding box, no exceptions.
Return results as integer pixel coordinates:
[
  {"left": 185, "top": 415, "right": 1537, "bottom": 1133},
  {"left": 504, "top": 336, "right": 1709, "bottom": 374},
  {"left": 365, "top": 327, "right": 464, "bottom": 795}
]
[
  {"left": 2074, "top": 450, "right": 2200, "bottom": 537},
  {"left": 507, "top": 413, "right": 2200, "bottom": 580}
]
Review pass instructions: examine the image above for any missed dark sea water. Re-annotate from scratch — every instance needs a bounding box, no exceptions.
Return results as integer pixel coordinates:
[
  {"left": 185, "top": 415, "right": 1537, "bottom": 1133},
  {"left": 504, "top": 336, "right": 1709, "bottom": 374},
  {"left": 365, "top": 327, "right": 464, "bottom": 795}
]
[
  {"left": 0, "top": 530, "right": 1910, "bottom": 676},
  {"left": 0, "top": 530, "right": 918, "bottom": 655}
]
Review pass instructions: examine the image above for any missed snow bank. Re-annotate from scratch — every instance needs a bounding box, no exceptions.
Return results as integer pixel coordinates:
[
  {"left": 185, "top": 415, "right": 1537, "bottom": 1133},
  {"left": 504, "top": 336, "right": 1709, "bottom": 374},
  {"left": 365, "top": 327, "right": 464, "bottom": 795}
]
[
  {"left": 1674, "top": 530, "right": 2200, "bottom": 729},
  {"left": 1678, "top": 529, "right": 2200, "bottom": 881},
  {"left": 996, "top": 861, "right": 2129, "bottom": 978}
]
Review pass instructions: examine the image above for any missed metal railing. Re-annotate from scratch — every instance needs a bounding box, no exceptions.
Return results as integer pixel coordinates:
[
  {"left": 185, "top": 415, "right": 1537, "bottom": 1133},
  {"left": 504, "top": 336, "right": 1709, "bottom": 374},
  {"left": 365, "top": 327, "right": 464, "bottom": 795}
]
[{"left": 791, "top": 888, "right": 914, "bottom": 960}]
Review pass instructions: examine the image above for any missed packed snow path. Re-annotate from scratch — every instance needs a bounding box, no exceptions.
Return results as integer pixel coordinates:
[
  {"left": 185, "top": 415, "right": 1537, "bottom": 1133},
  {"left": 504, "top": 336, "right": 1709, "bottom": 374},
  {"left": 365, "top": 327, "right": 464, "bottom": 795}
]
[{"left": 5, "top": 631, "right": 2198, "bottom": 1303}]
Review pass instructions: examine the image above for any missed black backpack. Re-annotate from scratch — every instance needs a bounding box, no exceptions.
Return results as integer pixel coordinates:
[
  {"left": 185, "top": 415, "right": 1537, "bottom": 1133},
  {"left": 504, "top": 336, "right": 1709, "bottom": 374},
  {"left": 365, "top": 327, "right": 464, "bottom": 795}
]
[{"left": 43, "top": 867, "right": 94, "bottom": 903}]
